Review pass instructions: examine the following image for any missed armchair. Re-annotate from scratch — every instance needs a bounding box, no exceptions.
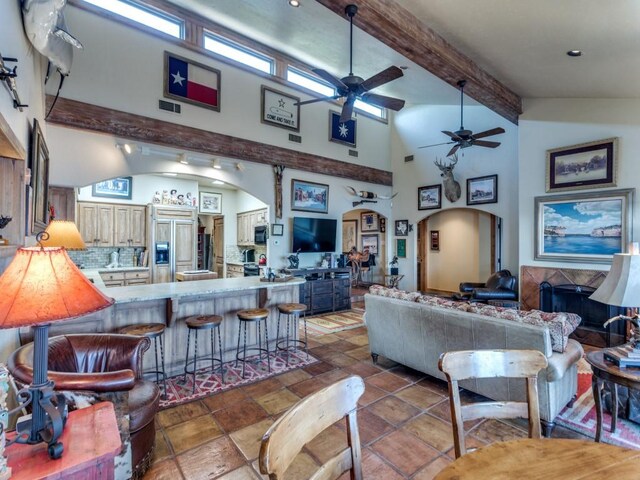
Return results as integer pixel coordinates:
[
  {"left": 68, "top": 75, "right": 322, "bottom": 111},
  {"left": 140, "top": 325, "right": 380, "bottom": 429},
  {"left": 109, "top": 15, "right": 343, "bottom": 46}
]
[
  {"left": 459, "top": 269, "right": 517, "bottom": 301},
  {"left": 8, "top": 334, "right": 160, "bottom": 479}
]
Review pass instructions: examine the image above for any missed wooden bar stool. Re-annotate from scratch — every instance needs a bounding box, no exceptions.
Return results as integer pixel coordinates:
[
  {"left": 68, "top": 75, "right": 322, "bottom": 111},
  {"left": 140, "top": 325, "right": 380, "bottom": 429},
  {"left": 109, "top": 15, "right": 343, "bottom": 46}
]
[
  {"left": 118, "top": 323, "right": 168, "bottom": 399},
  {"left": 183, "top": 315, "right": 224, "bottom": 394},
  {"left": 276, "top": 303, "right": 308, "bottom": 365},
  {"left": 235, "top": 308, "right": 271, "bottom": 379}
]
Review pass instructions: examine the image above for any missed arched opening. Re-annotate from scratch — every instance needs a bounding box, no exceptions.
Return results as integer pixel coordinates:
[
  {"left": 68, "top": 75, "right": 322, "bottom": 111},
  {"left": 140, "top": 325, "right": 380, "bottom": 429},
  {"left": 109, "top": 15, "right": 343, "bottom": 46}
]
[
  {"left": 417, "top": 208, "right": 502, "bottom": 293},
  {"left": 342, "top": 208, "right": 387, "bottom": 290}
]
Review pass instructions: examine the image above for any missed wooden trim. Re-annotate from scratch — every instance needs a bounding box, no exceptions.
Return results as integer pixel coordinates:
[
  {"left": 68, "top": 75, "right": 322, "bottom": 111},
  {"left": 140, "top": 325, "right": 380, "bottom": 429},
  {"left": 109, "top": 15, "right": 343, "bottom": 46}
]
[
  {"left": 46, "top": 96, "right": 393, "bottom": 186},
  {"left": 314, "top": 0, "right": 522, "bottom": 124},
  {"left": 0, "top": 111, "right": 26, "bottom": 160}
]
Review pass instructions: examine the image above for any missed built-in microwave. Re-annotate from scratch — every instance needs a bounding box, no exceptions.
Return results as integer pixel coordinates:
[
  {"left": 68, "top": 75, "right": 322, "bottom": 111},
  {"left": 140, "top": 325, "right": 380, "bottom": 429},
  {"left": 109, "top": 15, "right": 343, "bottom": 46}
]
[{"left": 254, "top": 225, "right": 268, "bottom": 245}]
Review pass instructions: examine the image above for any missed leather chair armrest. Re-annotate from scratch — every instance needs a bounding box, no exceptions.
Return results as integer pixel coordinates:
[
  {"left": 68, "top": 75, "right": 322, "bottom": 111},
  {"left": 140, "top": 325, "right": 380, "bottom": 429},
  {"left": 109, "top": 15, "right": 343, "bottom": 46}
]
[
  {"left": 460, "top": 282, "right": 485, "bottom": 292},
  {"left": 546, "top": 339, "right": 584, "bottom": 382},
  {"left": 48, "top": 370, "right": 137, "bottom": 392},
  {"left": 472, "top": 288, "right": 518, "bottom": 300}
]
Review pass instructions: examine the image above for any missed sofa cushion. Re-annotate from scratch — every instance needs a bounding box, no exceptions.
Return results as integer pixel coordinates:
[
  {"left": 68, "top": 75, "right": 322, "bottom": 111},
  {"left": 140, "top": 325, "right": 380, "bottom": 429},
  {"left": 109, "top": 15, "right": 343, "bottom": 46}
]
[
  {"left": 546, "top": 339, "right": 584, "bottom": 382},
  {"left": 368, "top": 285, "right": 421, "bottom": 301},
  {"left": 417, "top": 295, "right": 471, "bottom": 312}
]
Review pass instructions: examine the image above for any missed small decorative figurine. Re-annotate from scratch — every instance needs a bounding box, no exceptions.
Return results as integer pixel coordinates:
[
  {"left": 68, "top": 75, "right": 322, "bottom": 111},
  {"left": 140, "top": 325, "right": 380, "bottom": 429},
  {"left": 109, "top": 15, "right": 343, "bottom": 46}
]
[
  {"left": 162, "top": 190, "right": 170, "bottom": 205},
  {"left": 153, "top": 191, "right": 161, "bottom": 204},
  {"left": 287, "top": 249, "right": 301, "bottom": 269},
  {"left": 170, "top": 189, "right": 178, "bottom": 204},
  {"left": 177, "top": 194, "right": 185, "bottom": 205}
]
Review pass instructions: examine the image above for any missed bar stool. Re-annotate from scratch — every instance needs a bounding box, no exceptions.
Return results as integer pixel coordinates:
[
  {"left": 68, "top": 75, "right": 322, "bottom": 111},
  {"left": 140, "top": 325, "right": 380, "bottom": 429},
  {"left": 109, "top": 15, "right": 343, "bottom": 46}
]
[
  {"left": 118, "top": 323, "right": 167, "bottom": 399},
  {"left": 276, "top": 303, "right": 308, "bottom": 365},
  {"left": 183, "top": 315, "right": 224, "bottom": 395},
  {"left": 235, "top": 308, "right": 271, "bottom": 379}
]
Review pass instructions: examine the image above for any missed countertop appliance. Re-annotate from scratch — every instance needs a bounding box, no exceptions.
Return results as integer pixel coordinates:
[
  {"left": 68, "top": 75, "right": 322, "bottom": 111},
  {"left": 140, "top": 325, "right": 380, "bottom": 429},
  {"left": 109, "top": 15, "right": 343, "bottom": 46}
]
[
  {"left": 242, "top": 248, "right": 255, "bottom": 263},
  {"left": 254, "top": 225, "right": 268, "bottom": 245},
  {"left": 244, "top": 263, "right": 260, "bottom": 276},
  {"left": 259, "top": 254, "right": 267, "bottom": 265}
]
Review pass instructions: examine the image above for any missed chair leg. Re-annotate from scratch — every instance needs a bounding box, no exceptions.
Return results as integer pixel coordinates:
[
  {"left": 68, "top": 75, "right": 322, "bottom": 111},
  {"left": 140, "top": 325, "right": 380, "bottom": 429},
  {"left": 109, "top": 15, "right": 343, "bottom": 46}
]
[
  {"left": 285, "top": 313, "right": 291, "bottom": 366},
  {"left": 541, "top": 420, "right": 555, "bottom": 438},
  {"left": 264, "top": 317, "right": 271, "bottom": 373},
  {"left": 303, "top": 312, "right": 308, "bottom": 360},
  {"left": 235, "top": 321, "right": 242, "bottom": 368},
  {"left": 276, "top": 312, "right": 282, "bottom": 359},
  {"left": 159, "top": 334, "right": 167, "bottom": 399},
  {"left": 217, "top": 327, "right": 224, "bottom": 384},
  {"left": 242, "top": 321, "right": 248, "bottom": 379},
  {"left": 210, "top": 327, "right": 215, "bottom": 372},
  {"left": 192, "top": 330, "right": 198, "bottom": 395},
  {"left": 183, "top": 329, "right": 191, "bottom": 384}
]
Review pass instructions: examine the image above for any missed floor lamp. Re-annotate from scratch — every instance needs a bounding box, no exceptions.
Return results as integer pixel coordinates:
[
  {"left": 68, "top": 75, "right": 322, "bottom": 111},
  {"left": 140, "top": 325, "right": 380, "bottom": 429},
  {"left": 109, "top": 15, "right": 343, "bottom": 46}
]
[{"left": 0, "top": 224, "right": 113, "bottom": 458}]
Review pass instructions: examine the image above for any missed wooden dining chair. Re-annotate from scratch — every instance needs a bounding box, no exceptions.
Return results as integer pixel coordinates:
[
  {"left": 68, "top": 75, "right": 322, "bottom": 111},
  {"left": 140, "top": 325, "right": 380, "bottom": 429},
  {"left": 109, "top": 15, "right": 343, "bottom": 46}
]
[
  {"left": 259, "top": 375, "right": 365, "bottom": 480},
  {"left": 438, "top": 349, "right": 548, "bottom": 458}
]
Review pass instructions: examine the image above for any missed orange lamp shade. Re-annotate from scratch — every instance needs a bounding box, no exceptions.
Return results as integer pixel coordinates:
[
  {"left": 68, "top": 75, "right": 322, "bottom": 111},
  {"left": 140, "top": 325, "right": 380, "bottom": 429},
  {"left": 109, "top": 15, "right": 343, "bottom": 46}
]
[
  {"left": 40, "top": 221, "right": 86, "bottom": 250},
  {"left": 0, "top": 247, "right": 114, "bottom": 328}
]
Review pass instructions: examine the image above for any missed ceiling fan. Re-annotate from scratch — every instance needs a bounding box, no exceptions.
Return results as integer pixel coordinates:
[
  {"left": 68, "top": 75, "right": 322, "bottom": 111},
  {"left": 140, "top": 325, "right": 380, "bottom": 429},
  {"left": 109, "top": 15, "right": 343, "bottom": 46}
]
[
  {"left": 296, "top": 4, "right": 405, "bottom": 123},
  {"left": 419, "top": 80, "right": 505, "bottom": 157}
]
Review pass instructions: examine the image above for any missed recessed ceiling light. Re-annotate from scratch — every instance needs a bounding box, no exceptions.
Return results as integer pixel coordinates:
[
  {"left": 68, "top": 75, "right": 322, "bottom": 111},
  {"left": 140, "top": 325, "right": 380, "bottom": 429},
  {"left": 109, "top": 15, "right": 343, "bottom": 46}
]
[
  {"left": 212, "top": 180, "right": 224, "bottom": 185},
  {"left": 289, "top": 0, "right": 300, "bottom": 7},
  {"left": 163, "top": 172, "right": 177, "bottom": 176},
  {"left": 399, "top": 66, "right": 409, "bottom": 70},
  {"left": 567, "top": 50, "right": 582, "bottom": 57}
]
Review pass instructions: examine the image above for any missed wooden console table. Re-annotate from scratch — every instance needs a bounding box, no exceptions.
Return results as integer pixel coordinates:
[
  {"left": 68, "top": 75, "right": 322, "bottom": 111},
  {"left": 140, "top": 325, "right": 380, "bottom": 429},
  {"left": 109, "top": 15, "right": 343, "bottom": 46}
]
[{"left": 6, "top": 402, "right": 121, "bottom": 480}]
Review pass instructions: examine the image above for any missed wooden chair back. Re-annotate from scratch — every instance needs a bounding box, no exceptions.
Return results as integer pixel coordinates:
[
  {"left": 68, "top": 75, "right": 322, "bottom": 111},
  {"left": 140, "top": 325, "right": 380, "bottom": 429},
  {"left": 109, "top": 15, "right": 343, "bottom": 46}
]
[
  {"left": 259, "top": 375, "right": 365, "bottom": 480},
  {"left": 438, "top": 349, "right": 548, "bottom": 458}
]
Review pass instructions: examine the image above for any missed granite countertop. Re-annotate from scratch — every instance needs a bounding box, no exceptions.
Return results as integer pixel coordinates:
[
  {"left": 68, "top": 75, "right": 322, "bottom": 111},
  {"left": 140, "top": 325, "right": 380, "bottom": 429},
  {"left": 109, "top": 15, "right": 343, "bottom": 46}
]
[{"left": 101, "top": 276, "right": 305, "bottom": 304}]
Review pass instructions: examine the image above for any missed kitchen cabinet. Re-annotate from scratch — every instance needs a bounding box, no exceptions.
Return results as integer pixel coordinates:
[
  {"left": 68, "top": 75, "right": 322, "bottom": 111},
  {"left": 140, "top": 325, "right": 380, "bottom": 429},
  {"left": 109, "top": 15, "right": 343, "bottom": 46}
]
[
  {"left": 236, "top": 208, "right": 267, "bottom": 246},
  {"left": 226, "top": 264, "right": 244, "bottom": 278},
  {"left": 77, "top": 202, "right": 146, "bottom": 247},
  {"left": 288, "top": 268, "right": 351, "bottom": 315},
  {"left": 100, "top": 269, "right": 150, "bottom": 287}
]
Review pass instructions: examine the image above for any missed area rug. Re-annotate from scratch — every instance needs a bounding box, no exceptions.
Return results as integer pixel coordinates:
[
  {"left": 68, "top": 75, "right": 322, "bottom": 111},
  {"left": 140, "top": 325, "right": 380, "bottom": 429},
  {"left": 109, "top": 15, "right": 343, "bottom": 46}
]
[
  {"left": 159, "top": 350, "right": 317, "bottom": 409},
  {"left": 556, "top": 366, "right": 640, "bottom": 449},
  {"left": 306, "top": 308, "right": 365, "bottom": 334}
]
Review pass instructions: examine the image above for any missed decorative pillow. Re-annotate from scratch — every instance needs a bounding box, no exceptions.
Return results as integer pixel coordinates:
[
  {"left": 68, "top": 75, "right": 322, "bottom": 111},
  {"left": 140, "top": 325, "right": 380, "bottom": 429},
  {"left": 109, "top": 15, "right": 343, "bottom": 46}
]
[
  {"left": 368, "top": 285, "right": 420, "bottom": 301},
  {"left": 416, "top": 295, "right": 470, "bottom": 312},
  {"left": 519, "top": 310, "right": 582, "bottom": 353},
  {"left": 467, "top": 303, "right": 500, "bottom": 317}
]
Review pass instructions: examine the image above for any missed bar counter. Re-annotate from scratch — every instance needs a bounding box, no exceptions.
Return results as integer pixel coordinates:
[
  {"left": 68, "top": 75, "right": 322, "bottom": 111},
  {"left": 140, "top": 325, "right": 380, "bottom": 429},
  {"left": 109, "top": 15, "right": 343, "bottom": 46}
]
[{"left": 20, "top": 276, "right": 305, "bottom": 377}]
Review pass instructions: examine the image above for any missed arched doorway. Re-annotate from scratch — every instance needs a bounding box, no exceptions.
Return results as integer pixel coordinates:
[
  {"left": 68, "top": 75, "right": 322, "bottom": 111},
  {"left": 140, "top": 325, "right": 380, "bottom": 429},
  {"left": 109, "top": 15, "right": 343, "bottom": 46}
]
[
  {"left": 417, "top": 208, "right": 502, "bottom": 293},
  {"left": 342, "top": 208, "right": 387, "bottom": 287}
]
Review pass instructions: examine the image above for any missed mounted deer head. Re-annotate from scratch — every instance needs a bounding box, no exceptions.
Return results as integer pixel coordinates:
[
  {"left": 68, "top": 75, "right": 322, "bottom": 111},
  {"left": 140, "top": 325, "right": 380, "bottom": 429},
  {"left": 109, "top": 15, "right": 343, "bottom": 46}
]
[{"left": 434, "top": 154, "right": 461, "bottom": 203}]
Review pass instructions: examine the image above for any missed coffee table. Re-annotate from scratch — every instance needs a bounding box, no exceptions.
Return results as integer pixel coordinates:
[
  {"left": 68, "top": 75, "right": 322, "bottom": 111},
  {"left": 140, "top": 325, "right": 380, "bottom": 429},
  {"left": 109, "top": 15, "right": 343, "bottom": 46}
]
[{"left": 586, "top": 350, "right": 640, "bottom": 442}]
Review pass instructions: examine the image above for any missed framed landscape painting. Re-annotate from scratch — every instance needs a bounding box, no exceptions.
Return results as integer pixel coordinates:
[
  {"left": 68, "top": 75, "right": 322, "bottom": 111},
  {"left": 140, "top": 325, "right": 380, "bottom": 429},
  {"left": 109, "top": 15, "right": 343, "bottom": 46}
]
[
  {"left": 199, "top": 191, "right": 222, "bottom": 214},
  {"left": 291, "top": 179, "right": 328, "bottom": 213},
  {"left": 467, "top": 175, "right": 498, "bottom": 205},
  {"left": 534, "top": 188, "right": 633, "bottom": 263},
  {"left": 546, "top": 138, "right": 617, "bottom": 192},
  {"left": 418, "top": 184, "right": 442, "bottom": 210}
]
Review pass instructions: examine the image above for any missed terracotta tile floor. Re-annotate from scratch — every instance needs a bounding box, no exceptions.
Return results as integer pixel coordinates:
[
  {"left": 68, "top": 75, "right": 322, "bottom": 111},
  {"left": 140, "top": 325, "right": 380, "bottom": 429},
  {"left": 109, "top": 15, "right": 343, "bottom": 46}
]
[{"left": 144, "top": 319, "right": 589, "bottom": 480}]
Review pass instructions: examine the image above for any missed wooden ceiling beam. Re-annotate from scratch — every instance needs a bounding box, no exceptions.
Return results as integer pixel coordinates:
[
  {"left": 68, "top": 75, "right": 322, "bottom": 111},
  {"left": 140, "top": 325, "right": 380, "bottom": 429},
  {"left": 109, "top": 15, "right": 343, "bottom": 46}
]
[
  {"left": 315, "top": 0, "right": 522, "bottom": 124},
  {"left": 46, "top": 96, "right": 392, "bottom": 186}
]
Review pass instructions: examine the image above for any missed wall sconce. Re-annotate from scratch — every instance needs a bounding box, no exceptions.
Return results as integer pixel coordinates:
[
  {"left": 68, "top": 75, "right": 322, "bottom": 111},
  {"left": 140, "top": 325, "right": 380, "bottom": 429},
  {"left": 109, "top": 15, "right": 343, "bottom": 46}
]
[
  {"left": 178, "top": 153, "right": 188, "bottom": 165},
  {"left": 212, "top": 159, "right": 222, "bottom": 169},
  {"left": 289, "top": 0, "right": 301, "bottom": 6},
  {"left": 116, "top": 143, "right": 134, "bottom": 154}
]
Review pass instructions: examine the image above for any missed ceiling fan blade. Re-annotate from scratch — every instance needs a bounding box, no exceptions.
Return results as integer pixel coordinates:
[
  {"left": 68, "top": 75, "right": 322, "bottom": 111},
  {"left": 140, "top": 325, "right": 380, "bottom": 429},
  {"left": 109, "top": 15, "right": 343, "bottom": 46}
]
[
  {"left": 295, "top": 95, "right": 341, "bottom": 106},
  {"left": 473, "top": 140, "right": 501, "bottom": 148},
  {"left": 472, "top": 127, "right": 505, "bottom": 140},
  {"left": 442, "top": 130, "right": 462, "bottom": 141},
  {"left": 447, "top": 144, "right": 461, "bottom": 157},
  {"left": 418, "top": 141, "right": 456, "bottom": 149},
  {"left": 312, "top": 68, "right": 348, "bottom": 91},
  {"left": 360, "top": 66, "right": 404, "bottom": 92},
  {"left": 340, "top": 94, "right": 356, "bottom": 123},
  {"left": 361, "top": 93, "right": 405, "bottom": 111}
]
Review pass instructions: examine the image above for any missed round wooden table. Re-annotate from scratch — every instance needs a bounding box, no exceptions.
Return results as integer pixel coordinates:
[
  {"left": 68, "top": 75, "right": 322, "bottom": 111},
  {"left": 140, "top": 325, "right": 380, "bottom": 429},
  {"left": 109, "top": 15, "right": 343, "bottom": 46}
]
[
  {"left": 434, "top": 438, "right": 640, "bottom": 479},
  {"left": 586, "top": 350, "right": 640, "bottom": 442}
]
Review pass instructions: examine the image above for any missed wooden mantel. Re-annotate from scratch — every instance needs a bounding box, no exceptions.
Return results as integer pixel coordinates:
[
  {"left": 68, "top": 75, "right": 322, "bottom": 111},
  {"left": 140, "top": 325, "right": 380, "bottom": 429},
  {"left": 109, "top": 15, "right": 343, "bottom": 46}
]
[{"left": 46, "top": 96, "right": 393, "bottom": 186}]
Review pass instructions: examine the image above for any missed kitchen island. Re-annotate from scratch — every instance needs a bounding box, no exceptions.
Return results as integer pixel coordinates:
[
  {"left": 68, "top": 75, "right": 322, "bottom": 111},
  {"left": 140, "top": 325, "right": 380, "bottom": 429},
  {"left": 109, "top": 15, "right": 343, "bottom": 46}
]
[{"left": 20, "top": 276, "right": 305, "bottom": 377}]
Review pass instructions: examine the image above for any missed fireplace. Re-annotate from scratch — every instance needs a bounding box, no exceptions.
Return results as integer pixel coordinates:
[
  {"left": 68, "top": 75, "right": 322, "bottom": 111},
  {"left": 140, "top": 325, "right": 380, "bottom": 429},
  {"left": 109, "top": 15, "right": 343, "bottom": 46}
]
[{"left": 539, "top": 282, "right": 625, "bottom": 347}]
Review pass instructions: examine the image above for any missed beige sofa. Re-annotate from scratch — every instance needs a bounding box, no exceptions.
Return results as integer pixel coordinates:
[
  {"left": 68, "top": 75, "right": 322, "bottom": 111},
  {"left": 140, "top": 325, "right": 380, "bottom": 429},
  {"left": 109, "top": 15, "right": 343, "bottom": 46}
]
[{"left": 365, "top": 292, "right": 583, "bottom": 436}]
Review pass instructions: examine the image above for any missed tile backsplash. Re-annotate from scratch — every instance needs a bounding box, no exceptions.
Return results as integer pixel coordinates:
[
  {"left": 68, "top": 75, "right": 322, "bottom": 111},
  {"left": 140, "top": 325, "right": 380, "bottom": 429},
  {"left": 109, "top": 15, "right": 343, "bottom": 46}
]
[
  {"left": 226, "top": 245, "right": 267, "bottom": 263},
  {"left": 69, "top": 247, "right": 146, "bottom": 269}
]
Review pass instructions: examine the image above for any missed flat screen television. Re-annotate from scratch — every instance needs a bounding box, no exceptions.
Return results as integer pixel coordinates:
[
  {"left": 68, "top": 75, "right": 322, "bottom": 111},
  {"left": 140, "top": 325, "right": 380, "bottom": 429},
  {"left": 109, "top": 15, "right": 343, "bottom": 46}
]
[{"left": 292, "top": 217, "right": 337, "bottom": 253}]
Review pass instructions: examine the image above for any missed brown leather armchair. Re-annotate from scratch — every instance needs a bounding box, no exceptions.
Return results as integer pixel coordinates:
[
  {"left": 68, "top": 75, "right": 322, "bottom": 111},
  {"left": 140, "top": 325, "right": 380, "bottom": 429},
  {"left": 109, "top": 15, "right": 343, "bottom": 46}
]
[{"left": 8, "top": 334, "right": 160, "bottom": 479}]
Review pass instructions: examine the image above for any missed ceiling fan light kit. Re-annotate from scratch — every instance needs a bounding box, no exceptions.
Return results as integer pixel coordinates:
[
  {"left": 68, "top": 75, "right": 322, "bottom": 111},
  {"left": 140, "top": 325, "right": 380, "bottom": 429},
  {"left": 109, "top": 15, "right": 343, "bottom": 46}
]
[
  {"left": 296, "top": 4, "right": 405, "bottom": 123},
  {"left": 419, "top": 79, "right": 505, "bottom": 156}
]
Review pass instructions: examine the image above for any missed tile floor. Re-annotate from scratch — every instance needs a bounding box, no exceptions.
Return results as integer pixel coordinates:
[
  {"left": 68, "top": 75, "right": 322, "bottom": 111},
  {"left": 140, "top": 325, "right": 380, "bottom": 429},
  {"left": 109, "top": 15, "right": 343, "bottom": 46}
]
[{"left": 144, "top": 317, "right": 589, "bottom": 480}]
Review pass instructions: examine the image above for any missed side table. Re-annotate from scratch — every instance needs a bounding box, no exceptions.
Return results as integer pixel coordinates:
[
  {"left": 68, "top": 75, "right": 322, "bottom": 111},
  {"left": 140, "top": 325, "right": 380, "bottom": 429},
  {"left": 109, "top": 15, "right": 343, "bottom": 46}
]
[
  {"left": 586, "top": 350, "right": 640, "bottom": 442},
  {"left": 6, "top": 402, "right": 122, "bottom": 480}
]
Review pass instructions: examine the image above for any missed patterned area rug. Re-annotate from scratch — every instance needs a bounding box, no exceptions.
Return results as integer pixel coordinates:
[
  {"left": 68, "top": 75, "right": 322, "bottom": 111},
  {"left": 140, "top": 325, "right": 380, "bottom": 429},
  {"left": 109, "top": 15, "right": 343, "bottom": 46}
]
[
  {"left": 306, "top": 308, "right": 365, "bottom": 334},
  {"left": 556, "top": 364, "right": 640, "bottom": 448},
  {"left": 159, "top": 350, "right": 317, "bottom": 409}
]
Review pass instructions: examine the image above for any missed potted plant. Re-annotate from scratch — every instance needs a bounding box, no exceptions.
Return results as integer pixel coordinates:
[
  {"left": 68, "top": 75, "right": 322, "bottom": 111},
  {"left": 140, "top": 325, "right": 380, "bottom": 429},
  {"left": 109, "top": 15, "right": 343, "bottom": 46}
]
[{"left": 389, "top": 255, "right": 399, "bottom": 275}]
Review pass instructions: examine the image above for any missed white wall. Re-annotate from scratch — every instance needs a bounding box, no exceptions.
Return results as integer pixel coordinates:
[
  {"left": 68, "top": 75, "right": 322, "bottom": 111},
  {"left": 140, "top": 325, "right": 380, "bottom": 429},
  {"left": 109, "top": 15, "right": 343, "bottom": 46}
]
[
  {"left": 518, "top": 98, "right": 640, "bottom": 272},
  {"left": 391, "top": 104, "right": 519, "bottom": 291},
  {"left": 77, "top": 175, "right": 198, "bottom": 205}
]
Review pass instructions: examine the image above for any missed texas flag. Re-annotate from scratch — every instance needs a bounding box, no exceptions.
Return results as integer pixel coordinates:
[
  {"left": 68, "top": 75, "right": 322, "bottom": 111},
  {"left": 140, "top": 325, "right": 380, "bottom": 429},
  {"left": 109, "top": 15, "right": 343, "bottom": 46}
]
[{"left": 166, "top": 54, "right": 219, "bottom": 108}]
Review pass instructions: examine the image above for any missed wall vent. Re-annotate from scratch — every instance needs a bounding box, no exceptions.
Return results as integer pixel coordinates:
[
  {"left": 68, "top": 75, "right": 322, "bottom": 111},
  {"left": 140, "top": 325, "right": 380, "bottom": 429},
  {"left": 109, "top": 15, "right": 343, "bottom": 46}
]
[
  {"left": 348, "top": 149, "right": 358, "bottom": 157},
  {"left": 288, "top": 134, "right": 302, "bottom": 143},
  {"left": 159, "top": 100, "right": 181, "bottom": 113},
  {"left": 404, "top": 155, "right": 414, "bottom": 162}
]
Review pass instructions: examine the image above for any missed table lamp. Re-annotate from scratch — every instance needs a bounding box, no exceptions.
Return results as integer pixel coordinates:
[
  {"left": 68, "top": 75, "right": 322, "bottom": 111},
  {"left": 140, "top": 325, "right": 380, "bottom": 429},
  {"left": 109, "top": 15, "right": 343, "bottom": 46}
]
[
  {"left": 589, "top": 253, "right": 640, "bottom": 368},
  {"left": 0, "top": 227, "right": 114, "bottom": 458}
]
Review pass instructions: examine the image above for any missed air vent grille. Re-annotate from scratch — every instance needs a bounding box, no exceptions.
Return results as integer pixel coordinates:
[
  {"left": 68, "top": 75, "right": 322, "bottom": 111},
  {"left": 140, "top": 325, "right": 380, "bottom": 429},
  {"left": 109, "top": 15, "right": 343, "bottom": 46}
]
[
  {"left": 348, "top": 149, "right": 358, "bottom": 157},
  {"left": 288, "top": 134, "right": 302, "bottom": 143},
  {"left": 159, "top": 100, "right": 181, "bottom": 113},
  {"left": 405, "top": 155, "right": 414, "bottom": 162}
]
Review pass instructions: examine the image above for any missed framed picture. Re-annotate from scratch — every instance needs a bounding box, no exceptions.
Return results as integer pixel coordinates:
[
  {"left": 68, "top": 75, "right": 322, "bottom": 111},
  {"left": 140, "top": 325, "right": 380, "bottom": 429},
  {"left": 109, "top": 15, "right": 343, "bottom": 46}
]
[
  {"left": 164, "top": 51, "right": 221, "bottom": 111},
  {"left": 291, "top": 179, "right": 329, "bottom": 213},
  {"left": 430, "top": 230, "right": 440, "bottom": 251},
  {"left": 30, "top": 119, "right": 50, "bottom": 232},
  {"left": 342, "top": 219, "right": 358, "bottom": 252},
  {"left": 271, "top": 223, "right": 284, "bottom": 236},
  {"left": 546, "top": 138, "right": 617, "bottom": 192},
  {"left": 467, "top": 174, "right": 498, "bottom": 205},
  {"left": 261, "top": 85, "right": 300, "bottom": 132},
  {"left": 92, "top": 177, "right": 133, "bottom": 200},
  {"left": 329, "top": 111, "right": 357, "bottom": 148},
  {"left": 396, "top": 238, "right": 407, "bottom": 258},
  {"left": 199, "top": 191, "right": 222, "bottom": 214},
  {"left": 534, "top": 188, "right": 634, "bottom": 263},
  {"left": 418, "top": 184, "right": 442, "bottom": 210},
  {"left": 379, "top": 217, "right": 386, "bottom": 233},
  {"left": 395, "top": 220, "right": 409, "bottom": 236},
  {"left": 361, "top": 212, "right": 379, "bottom": 232},
  {"left": 362, "top": 234, "right": 378, "bottom": 254}
]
